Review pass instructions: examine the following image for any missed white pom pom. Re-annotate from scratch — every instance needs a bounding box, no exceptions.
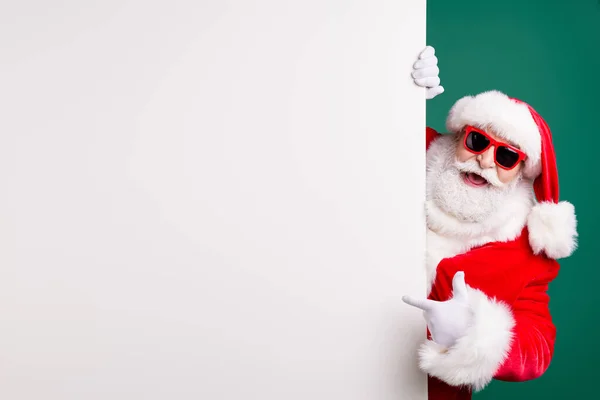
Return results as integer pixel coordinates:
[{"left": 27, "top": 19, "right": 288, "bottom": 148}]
[{"left": 527, "top": 201, "right": 578, "bottom": 259}]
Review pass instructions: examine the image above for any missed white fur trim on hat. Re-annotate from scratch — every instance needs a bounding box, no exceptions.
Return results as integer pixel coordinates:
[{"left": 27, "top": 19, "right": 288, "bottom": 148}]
[
  {"left": 527, "top": 201, "right": 578, "bottom": 259},
  {"left": 446, "top": 90, "right": 542, "bottom": 178},
  {"left": 418, "top": 287, "right": 515, "bottom": 391}
]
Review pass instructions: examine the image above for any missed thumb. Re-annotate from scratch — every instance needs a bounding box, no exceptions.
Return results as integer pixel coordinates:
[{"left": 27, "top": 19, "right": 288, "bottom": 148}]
[{"left": 452, "top": 271, "right": 469, "bottom": 301}]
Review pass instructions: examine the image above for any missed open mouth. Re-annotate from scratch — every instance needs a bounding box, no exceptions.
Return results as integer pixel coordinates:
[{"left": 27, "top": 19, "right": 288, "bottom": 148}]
[{"left": 462, "top": 172, "right": 489, "bottom": 188}]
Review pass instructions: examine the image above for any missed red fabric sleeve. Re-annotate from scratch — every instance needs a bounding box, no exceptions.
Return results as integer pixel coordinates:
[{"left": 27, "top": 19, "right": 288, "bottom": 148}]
[
  {"left": 426, "top": 127, "right": 440, "bottom": 150},
  {"left": 493, "top": 264, "right": 559, "bottom": 382}
]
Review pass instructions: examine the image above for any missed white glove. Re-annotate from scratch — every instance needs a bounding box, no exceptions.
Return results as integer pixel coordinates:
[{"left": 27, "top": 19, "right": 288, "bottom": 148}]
[
  {"left": 412, "top": 46, "right": 444, "bottom": 100},
  {"left": 402, "top": 271, "right": 473, "bottom": 348}
]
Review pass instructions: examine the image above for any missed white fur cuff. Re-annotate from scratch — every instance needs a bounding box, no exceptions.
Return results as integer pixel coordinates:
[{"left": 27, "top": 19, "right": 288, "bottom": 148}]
[{"left": 418, "top": 288, "right": 515, "bottom": 391}]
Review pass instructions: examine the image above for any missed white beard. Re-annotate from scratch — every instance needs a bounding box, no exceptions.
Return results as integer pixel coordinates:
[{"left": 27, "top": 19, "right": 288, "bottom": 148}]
[
  {"left": 429, "top": 142, "right": 523, "bottom": 224},
  {"left": 426, "top": 135, "right": 535, "bottom": 246}
]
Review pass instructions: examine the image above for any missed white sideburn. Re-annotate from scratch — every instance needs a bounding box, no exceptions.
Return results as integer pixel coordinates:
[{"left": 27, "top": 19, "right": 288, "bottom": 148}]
[{"left": 425, "top": 135, "right": 534, "bottom": 293}]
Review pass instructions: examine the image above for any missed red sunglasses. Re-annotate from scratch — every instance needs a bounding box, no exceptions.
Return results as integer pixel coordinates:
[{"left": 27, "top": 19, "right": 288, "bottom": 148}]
[{"left": 463, "top": 125, "right": 527, "bottom": 170}]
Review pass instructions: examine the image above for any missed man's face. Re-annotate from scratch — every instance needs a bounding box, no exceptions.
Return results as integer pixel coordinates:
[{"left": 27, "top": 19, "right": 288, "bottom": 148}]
[
  {"left": 455, "top": 128, "right": 523, "bottom": 187},
  {"left": 427, "top": 127, "right": 526, "bottom": 223}
]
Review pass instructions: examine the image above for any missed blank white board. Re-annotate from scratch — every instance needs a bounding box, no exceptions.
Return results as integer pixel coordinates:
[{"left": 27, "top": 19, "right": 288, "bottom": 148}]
[{"left": 0, "top": 1, "right": 426, "bottom": 399}]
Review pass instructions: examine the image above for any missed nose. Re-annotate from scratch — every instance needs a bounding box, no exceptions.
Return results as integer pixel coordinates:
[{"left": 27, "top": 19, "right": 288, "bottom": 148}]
[{"left": 477, "top": 147, "right": 495, "bottom": 169}]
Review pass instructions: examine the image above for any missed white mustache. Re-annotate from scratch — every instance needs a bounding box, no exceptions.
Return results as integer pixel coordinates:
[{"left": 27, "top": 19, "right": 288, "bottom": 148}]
[{"left": 454, "top": 159, "right": 505, "bottom": 188}]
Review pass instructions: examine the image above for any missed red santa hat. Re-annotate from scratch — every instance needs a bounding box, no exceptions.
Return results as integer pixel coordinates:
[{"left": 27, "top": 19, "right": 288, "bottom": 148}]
[{"left": 445, "top": 90, "right": 577, "bottom": 259}]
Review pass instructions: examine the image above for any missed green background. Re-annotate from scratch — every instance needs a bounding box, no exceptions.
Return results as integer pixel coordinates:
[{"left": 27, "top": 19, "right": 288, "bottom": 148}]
[{"left": 426, "top": 0, "right": 600, "bottom": 398}]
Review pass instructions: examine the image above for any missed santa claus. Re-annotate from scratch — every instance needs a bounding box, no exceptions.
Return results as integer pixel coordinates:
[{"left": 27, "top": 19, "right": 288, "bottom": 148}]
[{"left": 403, "top": 46, "right": 578, "bottom": 399}]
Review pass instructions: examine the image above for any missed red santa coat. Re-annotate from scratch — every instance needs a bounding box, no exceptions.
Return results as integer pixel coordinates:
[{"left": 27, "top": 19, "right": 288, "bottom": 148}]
[{"left": 423, "top": 128, "right": 560, "bottom": 400}]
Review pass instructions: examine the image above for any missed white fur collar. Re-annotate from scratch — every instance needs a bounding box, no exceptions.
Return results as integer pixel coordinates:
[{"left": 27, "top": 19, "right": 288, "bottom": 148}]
[{"left": 424, "top": 186, "right": 532, "bottom": 293}]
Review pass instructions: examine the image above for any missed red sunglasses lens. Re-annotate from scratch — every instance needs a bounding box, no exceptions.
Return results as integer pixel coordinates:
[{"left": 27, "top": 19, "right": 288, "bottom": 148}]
[
  {"left": 496, "top": 146, "right": 520, "bottom": 169},
  {"left": 465, "top": 131, "right": 490, "bottom": 152}
]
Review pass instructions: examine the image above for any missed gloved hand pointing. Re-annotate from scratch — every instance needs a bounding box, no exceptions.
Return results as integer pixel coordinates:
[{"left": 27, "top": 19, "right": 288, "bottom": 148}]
[{"left": 403, "top": 271, "right": 473, "bottom": 348}]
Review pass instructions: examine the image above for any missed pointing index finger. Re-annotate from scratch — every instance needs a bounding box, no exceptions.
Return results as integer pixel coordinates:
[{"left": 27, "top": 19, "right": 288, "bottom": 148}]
[{"left": 402, "top": 295, "right": 436, "bottom": 311}]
